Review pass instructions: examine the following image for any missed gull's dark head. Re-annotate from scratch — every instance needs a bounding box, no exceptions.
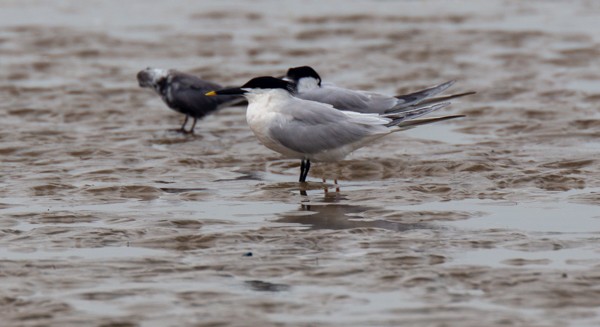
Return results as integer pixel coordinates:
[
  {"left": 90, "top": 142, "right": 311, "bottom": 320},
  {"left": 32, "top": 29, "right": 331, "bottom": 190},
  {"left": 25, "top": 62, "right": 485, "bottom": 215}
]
[
  {"left": 285, "top": 66, "right": 322, "bottom": 86},
  {"left": 241, "top": 76, "right": 295, "bottom": 91},
  {"left": 137, "top": 67, "right": 169, "bottom": 89},
  {"left": 206, "top": 76, "right": 295, "bottom": 96}
]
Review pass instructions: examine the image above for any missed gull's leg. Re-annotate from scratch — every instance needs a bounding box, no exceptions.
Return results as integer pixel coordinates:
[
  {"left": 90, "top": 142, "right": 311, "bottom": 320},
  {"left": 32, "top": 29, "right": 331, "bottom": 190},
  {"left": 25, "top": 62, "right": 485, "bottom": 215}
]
[
  {"left": 303, "top": 160, "right": 311, "bottom": 182},
  {"left": 299, "top": 160, "right": 306, "bottom": 182},
  {"left": 299, "top": 160, "right": 311, "bottom": 182},
  {"left": 299, "top": 161, "right": 309, "bottom": 195},
  {"left": 189, "top": 117, "right": 198, "bottom": 134},
  {"left": 180, "top": 115, "right": 189, "bottom": 133}
]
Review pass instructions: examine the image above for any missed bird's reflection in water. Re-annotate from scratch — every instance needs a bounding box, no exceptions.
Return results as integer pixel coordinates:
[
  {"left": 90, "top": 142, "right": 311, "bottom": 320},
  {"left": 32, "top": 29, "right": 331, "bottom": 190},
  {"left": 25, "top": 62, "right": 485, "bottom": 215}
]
[
  {"left": 276, "top": 190, "right": 429, "bottom": 231},
  {"left": 299, "top": 179, "right": 338, "bottom": 196},
  {"left": 244, "top": 280, "right": 291, "bottom": 292}
]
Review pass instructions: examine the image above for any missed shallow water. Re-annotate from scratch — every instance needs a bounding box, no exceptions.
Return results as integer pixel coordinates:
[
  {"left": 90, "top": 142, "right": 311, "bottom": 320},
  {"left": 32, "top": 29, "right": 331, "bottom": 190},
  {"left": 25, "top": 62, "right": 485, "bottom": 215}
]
[{"left": 1, "top": 0, "right": 600, "bottom": 326}]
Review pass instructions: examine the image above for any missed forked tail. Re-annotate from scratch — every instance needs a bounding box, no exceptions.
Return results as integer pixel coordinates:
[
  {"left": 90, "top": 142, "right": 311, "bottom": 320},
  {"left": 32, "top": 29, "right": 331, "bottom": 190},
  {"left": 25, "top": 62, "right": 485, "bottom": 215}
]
[
  {"left": 392, "top": 80, "right": 455, "bottom": 110},
  {"left": 392, "top": 115, "right": 465, "bottom": 131},
  {"left": 389, "top": 80, "right": 475, "bottom": 114},
  {"left": 383, "top": 100, "right": 465, "bottom": 129}
]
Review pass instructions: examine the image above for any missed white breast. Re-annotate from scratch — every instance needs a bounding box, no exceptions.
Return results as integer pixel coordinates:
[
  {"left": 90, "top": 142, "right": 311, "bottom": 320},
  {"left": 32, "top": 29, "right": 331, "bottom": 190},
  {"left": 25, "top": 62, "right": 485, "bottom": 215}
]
[{"left": 245, "top": 90, "right": 305, "bottom": 159}]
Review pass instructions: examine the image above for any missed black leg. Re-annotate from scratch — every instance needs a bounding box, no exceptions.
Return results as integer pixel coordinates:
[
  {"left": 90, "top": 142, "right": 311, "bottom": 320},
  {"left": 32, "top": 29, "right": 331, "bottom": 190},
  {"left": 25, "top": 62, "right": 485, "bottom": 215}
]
[
  {"left": 189, "top": 117, "right": 197, "bottom": 134},
  {"left": 180, "top": 115, "right": 189, "bottom": 132},
  {"left": 299, "top": 160, "right": 306, "bottom": 182},
  {"left": 299, "top": 159, "right": 311, "bottom": 182}
]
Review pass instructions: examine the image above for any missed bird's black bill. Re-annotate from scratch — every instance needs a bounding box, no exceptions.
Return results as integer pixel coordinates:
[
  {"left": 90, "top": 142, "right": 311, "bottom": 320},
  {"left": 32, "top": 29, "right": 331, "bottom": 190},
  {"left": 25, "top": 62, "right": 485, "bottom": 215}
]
[{"left": 205, "top": 88, "right": 246, "bottom": 96}]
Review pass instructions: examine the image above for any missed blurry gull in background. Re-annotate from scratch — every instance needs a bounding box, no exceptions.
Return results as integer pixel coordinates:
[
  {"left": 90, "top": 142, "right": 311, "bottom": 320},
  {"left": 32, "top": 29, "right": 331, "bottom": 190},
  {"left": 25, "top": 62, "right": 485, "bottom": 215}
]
[{"left": 137, "top": 68, "right": 244, "bottom": 134}]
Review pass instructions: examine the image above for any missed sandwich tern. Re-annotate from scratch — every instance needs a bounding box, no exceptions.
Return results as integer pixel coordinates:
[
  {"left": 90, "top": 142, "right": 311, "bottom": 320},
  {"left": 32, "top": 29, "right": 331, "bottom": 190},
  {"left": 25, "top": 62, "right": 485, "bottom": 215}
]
[
  {"left": 285, "top": 66, "right": 474, "bottom": 114},
  {"left": 137, "top": 67, "right": 243, "bottom": 133},
  {"left": 206, "top": 76, "right": 466, "bottom": 183}
]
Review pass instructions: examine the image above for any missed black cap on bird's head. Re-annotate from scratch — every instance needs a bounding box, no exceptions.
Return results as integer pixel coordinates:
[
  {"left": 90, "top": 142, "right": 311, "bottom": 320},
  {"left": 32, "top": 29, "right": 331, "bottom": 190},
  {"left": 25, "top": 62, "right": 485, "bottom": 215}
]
[
  {"left": 206, "top": 76, "right": 294, "bottom": 96},
  {"left": 285, "top": 66, "right": 322, "bottom": 86},
  {"left": 241, "top": 76, "right": 295, "bottom": 91}
]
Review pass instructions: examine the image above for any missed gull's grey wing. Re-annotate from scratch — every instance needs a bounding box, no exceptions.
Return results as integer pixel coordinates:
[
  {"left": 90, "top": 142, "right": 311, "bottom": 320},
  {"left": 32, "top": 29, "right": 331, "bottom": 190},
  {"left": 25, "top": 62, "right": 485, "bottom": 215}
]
[
  {"left": 269, "top": 99, "right": 389, "bottom": 155},
  {"left": 389, "top": 80, "right": 455, "bottom": 112},
  {"left": 169, "top": 74, "right": 243, "bottom": 117},
  {"left": 402, "top": 91, "right": 475, "bottom": 108},
  {"left": 297, "top": 81, "right": 459, "bottom": 114},
  {"left": 171, "top": 72, "right": 224, "bottom": 92},
  {"left": 296, "top": 86, "right": 398, "bottom": 114},
  {"left": 384, "top": 102, "right": 451, "bottom": 127},
  {"left": 394, "top": 115, "right": 465, "bottom": 130}
]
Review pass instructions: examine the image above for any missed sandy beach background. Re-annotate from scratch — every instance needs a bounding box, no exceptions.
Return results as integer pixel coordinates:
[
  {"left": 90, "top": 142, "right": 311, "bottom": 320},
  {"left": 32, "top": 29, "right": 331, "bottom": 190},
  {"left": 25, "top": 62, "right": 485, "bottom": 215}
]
[{"left": 1, "top": 1, "right": 600, "bottom": 326}]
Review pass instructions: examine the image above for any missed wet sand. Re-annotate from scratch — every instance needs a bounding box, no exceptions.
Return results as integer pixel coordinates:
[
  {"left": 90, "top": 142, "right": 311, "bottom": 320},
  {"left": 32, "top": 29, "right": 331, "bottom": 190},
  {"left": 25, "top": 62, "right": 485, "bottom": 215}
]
[{"left": 1, "top": 1, "right": 600, "bottom": 326}]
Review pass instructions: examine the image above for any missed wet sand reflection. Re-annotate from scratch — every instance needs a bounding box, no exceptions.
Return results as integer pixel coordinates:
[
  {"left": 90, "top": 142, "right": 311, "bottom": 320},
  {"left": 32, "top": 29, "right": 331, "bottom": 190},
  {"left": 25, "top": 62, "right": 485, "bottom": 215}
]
[{"left": 277, "top": 191, "right": 431, "bottom": 231}]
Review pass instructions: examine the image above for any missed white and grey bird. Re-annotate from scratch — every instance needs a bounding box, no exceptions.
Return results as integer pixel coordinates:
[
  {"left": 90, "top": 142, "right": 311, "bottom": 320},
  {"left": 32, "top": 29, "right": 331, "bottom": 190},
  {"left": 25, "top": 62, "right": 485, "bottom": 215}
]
[
  {"left": 137, "top": 67, "right": 244, "bottom": 133},
  {"left": 206, "top": 76, "right": 466, "bottom": 182},
  {"left": 284, "top": 66, "right": 474, "bottom": 114}
]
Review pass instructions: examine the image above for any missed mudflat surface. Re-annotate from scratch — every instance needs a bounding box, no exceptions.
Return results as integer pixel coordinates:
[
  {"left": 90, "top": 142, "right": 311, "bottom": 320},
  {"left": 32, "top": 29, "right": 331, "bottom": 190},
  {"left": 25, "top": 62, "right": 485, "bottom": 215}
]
[{"left": 1, "top": 1, "right": 600, "bottom": 326}]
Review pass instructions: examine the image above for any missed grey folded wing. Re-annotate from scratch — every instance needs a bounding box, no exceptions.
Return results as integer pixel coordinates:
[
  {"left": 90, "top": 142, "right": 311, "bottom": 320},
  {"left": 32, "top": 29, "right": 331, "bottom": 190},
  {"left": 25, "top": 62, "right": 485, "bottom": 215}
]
[
  {"left": 170, "top": 74, "right": 243, "bottom": 117},
  {"left": 297, "top": 86, "right": 398, "bottom": 114},
  {"left": 268, "top": 101, "right": 389, "bottom": 154},
  {"left": 389, "top": 80, "right": 455, "bottom": 112}
]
